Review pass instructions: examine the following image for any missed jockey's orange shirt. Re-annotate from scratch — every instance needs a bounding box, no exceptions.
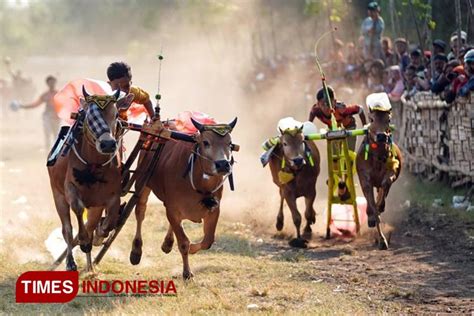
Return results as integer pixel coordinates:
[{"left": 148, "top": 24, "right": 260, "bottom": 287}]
[{"left": 119, "top": 86, "right": 151, "bottom": 120}]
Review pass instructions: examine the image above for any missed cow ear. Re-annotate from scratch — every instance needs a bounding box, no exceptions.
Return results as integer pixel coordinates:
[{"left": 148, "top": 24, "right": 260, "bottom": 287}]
[
  {"left": 116, "top": 93, "right": 134, "bottom": 111},
  {"left": 228, "top": 117, "right": 238, "bottom": 129},
  {"left": 191, "top": 117, "right": 204, "bottom": 132}
]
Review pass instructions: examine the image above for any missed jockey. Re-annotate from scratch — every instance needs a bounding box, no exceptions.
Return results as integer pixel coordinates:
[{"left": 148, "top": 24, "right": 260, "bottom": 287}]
[
  {"left": 309, "top": 86, "right": 367, "bottom": 151},
  {"left": 106, "top": 61, "right": 155, "bottom": 120},
  {"left": 48, "top": 62, "right": 155, "bottom": 165}
]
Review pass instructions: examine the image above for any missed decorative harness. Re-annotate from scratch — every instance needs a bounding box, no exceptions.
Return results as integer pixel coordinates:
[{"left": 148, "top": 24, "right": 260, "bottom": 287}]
[
  {"left": 276, "top": 129, "right": 315, "bottom": 185},
  {"left": 363, "top": 125, "right": 399, "bottom": 171},
  {"left": 72, "top": 95, "right": 121, "bottom": 168},
  {"left": 183, "top": 124, "right": 236, "bottom": 207}
]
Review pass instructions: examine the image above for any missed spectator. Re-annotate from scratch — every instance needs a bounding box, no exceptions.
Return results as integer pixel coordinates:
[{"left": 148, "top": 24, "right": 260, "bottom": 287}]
[
  {"left": 458, "top": 49, "right": 474, "bottom": 97},
  {"left": 432, "top": 54, "right": 448, "bottom": 83},
  {"left": 394, "top": 38, "right": 410, "bottom": 72},
  {"left": 433, "top": 39, "right": 447, "bottom": 55},
  {"left": 448, "top": 30, "right": 467, "bottom": 61},
  {"left": 367, "top": 59, "right": 385, "bottom": 92},
  {"left": 410, "top": 48, "right": 424, "bottom": 70},
  {"left": 403, "top": 64, "right": 418, "bottom": 99},
  {"left": 361, "top": 1, "right": 384, "bottom": 60},
  {"left": 414, "top": 69, "right": 431, "bottom": 91},
  {"left": 431, "top": 59, "right": 460, "bottom": 94},
  {"left": 387, "top": 65, "right": 404, "bottom": 102},
  {"left": 382, "top": 37, "right": 397, "bottom": 66},
  {"left": 445, "top": 65, "right": 467, "bottom": 103}
]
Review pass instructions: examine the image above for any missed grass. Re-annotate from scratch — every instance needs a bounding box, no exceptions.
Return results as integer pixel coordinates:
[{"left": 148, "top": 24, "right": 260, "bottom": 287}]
[{"left": 0, "top": 204, "right": 401, "bottom": 315}]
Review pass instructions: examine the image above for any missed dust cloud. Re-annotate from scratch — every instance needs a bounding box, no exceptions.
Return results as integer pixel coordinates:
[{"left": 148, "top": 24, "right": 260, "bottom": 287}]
[{"left": 0, "top": 1, "right": 408, "bottom": 263}]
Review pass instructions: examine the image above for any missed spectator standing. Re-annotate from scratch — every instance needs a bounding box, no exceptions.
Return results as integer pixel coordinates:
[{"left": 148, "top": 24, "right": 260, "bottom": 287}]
[{"left": 361, "top": 2, "right": 384, "bottom": 60}]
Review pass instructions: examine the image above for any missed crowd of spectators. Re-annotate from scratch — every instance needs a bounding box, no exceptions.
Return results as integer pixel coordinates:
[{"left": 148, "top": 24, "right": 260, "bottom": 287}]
[{"left": 340, "top": 1, "right": 474, "bottom": 104}]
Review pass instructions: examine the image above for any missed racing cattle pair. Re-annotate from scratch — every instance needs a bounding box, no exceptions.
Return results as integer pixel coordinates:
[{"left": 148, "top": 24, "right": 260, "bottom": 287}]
[
  {"left": 129, "top": 117, "right": 238, "bottom": 279},
  {"left": 48, "top": 87, "right": 134, "bottom": 271}
]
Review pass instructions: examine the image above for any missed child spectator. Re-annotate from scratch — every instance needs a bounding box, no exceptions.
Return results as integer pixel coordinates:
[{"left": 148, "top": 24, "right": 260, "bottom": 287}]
[{"left": 387, "top": 66, "right": 404, "bottom": 102}]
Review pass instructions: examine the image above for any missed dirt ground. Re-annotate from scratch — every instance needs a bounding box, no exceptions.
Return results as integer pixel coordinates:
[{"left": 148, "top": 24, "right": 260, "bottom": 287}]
[{"left": 0, "top": 95, "right": 473, "bottom": 314}]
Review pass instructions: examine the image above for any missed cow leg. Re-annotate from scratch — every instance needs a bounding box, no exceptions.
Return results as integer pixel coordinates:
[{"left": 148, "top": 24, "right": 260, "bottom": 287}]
[
  {"left": 303, "top": 189, "right": 316, "bottom": 238},
  {"left": 375, "top": 181, "right": 393, "bottom": 250},
  {"left": 84, "top": 206, "right": 103, "bottom": 272},
  {"left": 66, "top": 183, "right": 90, "bottom": 253},
  {"left": 161, "top": 225, "right": 175, "bottom": 254},
  {"left": 96, "top": 195, "right": 120, "bottom": 238},
  {"left": 360, "top": 179, "right": 377, "bottom": 228},
  {"left": 53, "top": 191, "right": 77, "bottom": 271},
  {"left": 167, "top": 210, "right": 193, "bottom": 279},
  {"left": 189, "top": 207, "right": 220, "bottom": 254},
  {"left": 276, "top": 188, "right": 284, "bottom": 231},
  {"left": 285, "top": 194, "right": 307, "bottom": 248},
  {"left": 130, "top": 187, "right": 151, "bottom": 265}
]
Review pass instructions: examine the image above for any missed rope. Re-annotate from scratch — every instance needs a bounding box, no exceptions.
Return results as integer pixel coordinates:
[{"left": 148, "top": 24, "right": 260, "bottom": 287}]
[{"left": 187, "top": 151, "right": 230, "bottom": 194}]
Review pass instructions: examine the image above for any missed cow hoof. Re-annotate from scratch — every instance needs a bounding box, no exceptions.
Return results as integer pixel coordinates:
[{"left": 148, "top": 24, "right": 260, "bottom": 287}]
[
  {"left": 66, "top": 261, "right": 77, "bottom": 271},
  {"left": 302, "top": 227, "right": 312, "bottom": 239},
  {"left": 129, "top": 251, "right": 142, "bottom": 265},
  {"left": 378, "top": 238, "right": 388, "bottom": 250},
  {"left": 378, "top": 239, "right": 389, "bottom": 250},
  {"left": 276, "top": 219, "right": 284, "bottom": 231},
  {"left": 161, "top": 240, "right": 173, "bottom": 254},
  {"left": 80, "top": 243, "right": 92, "bottom": 253},
  {"left": 93, "top": 234, "right": 104, "bottom": 247},
  {"left": 183, "top": 270, "right": 194, "bottom": 280},
  {"left": 368, "top": 217, "right": 376, "bottom": 228},
  {"left": 289, "top": 238, "right": 308, "bottom": 248}
]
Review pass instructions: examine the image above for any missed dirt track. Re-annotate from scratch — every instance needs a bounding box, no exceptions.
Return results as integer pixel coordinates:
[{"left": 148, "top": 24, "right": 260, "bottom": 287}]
[{"left": 251, "top": 204, "right": 474, "bottom": 314}]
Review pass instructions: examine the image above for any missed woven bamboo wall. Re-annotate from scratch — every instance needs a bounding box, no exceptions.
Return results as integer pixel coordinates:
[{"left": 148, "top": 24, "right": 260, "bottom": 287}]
[{"left": 397, "top": 92, "right": 473, "bottom": 187}]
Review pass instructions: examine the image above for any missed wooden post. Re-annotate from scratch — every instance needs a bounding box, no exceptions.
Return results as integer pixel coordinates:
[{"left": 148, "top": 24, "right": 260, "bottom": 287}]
[
  {"left": 389, "top": 0, "right": 398, "bottom": 37},
  {"left": 455, "top": 0, "right": 462, "bottom": 59}
]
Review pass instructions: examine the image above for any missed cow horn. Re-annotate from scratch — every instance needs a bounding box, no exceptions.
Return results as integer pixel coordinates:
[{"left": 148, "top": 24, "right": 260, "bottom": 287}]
[
  {"left": 113, "top": 88, "right": 121, "bottom": 100},
  {"left": 82, "top": 85, "right": 90, "bottom": 98},
  {"left": 190, "top": 117, "right": 204, "bottom": 132},
  {"left": 228, "top": 117, "right": 238, "bottom": 130}
]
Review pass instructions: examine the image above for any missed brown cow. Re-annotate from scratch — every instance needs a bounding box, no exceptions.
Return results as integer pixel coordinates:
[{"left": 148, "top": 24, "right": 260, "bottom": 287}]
[
  {"left": 48, "top": 87, "right": 133, "bottom": 271},
  {"left": 267, "top": 125, "right": 320, "bottom": 248},
  {"left": 356, "top": 109, "right": 402, "bottom": 250},
  {"left": 130, "top": 117, "right": 237, "bottom": 279}
]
